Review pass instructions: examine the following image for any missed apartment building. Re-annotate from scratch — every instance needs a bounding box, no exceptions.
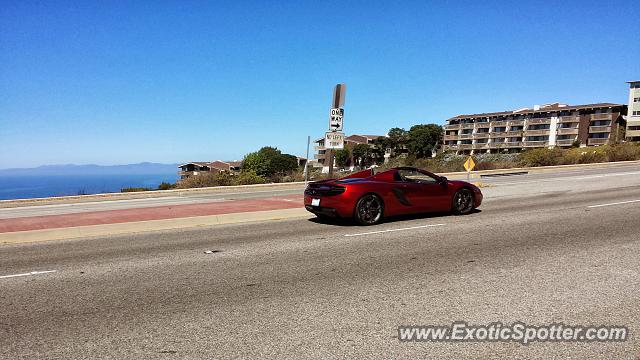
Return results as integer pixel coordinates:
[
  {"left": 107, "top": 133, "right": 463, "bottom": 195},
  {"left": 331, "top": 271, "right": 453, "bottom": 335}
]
[
  {"left": 627, "top": 81, "right": 640, "bottom": 142},
  {"left": 313, "top": 134, "right": 382, "bottom": 173},
  {"left": 442, "top": 102, "right": 627, "bottom": 154}
]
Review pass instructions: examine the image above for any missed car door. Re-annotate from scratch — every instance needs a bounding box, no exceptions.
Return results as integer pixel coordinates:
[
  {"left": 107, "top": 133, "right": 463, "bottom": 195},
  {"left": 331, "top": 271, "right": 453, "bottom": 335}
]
[{"left": 396, "top": 169, "right": 450, "bottom": 212}]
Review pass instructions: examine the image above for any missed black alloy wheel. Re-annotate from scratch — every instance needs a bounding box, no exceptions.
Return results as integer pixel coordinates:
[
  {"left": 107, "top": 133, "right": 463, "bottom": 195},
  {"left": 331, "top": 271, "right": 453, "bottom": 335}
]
[
  {"left": 355, "top": 194, "right": 384, "bottom": 225},
  {"left": 452, "top": 188, "right": 475, "bottom": 215}
]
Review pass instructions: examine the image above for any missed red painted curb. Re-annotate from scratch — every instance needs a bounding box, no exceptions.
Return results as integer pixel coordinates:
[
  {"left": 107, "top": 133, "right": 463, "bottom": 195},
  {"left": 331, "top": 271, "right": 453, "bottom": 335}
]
[{"left": 0, "top": 195, "right": 303, "bottom": 233}]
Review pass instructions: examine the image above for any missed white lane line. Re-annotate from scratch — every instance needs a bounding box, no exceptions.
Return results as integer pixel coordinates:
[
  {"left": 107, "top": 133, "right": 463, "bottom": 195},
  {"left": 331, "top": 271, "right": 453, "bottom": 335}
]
[
  {"left": 0, "top": 270, "right": 57, "bottom": 279},
  {"left": 345, "top": 223, "right": 445, "bottom": 237},
  {"left": 588, "top": 199, "right": 640, "bottom": 208}
]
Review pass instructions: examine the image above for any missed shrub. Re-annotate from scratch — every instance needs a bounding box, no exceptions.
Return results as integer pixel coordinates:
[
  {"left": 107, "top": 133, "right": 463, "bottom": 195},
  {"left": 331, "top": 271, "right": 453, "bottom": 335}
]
[
  {"left": 518, "top": 148, "right": 564, "bottom": 167},
  {"left": 121, "top": 187, "right": 152, "bottom": 192},
  {"left": 176, "top": 172, "right": 234, "bottom": 189},
  {"left": 233, "top": 170, "right": 267, "bottom": 185},
  {"left": 605, "top": 143, "right": 640, "bottom": 162},
  {"left": 562, "top": 147, "right": 606, "bottom": 164},
  {"left": 157, "top": 182, "right": 176, "bottom": 190}
]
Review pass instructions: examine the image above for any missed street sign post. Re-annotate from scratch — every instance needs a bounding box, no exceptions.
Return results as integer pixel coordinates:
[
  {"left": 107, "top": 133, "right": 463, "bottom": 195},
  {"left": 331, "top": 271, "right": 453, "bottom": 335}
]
[
  {"left": 329, "top": 108, "right": 344, "bottom": 131},
  {"left": 464, "top": 156, "right": 476, "bottom": 180},
  {"left": 327, "top": 84, "right": 346, "bottom": 177},
  {"left": 325, "top": 131, "right": 344, "bottom": 149}
]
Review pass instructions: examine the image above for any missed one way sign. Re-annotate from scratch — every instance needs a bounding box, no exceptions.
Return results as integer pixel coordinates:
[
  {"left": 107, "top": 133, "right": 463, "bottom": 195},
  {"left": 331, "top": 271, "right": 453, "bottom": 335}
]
[{"left": 329, "top": 108, "right": 344, "bottom": 131}]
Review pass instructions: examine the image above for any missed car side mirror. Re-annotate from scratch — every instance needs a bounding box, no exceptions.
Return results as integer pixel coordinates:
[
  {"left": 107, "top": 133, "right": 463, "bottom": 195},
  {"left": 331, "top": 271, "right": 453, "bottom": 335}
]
[{"left": 437, "top": 176, "right": 448, "bottom": 185}]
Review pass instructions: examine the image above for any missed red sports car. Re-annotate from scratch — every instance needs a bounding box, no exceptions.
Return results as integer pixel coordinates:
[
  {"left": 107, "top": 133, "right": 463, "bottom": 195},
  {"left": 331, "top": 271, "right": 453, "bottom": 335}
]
[{"left": 304, "top": 167, "right": 482, "bottom": 225}]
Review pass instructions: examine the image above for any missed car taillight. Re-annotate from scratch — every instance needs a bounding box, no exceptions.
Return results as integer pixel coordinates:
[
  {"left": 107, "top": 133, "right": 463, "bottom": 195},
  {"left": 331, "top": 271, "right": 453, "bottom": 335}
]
[{"left": 304, "top": 185, "right": 346, "bottom": 197}]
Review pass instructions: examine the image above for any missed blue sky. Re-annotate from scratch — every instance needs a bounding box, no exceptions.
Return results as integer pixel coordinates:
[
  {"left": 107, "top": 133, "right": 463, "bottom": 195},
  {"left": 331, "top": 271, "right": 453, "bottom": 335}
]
[{"left": 1, "top": 0, "right": 639, "bottom": 168}]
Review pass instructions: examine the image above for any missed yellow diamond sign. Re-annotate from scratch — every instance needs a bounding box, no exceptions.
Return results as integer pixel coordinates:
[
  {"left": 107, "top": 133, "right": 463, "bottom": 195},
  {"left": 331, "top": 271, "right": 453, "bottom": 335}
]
[{"left": 464, "top": 157, "right": 476, "bottom": 172}]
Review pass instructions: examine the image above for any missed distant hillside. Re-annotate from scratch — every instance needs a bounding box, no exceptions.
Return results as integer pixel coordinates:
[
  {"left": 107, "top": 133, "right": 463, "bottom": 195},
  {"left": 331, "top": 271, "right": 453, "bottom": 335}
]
[{"left": 0, "top": 162, "right": 179, "bottom": 176}]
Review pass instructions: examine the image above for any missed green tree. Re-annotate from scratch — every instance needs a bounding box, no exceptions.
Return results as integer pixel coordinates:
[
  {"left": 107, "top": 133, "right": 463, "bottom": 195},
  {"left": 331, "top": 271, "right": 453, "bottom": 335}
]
[
  {"left": 351, "top": 143, "right": 370, "bottom": 166},
  {"left": 242, "top": 146, "right": 299, "bottom": 178},
  {"left": 406, "top": 124, "right": 443, "bottom": 158},
  {"left": 334, "top": 148, "right": 351, "bottom": 168}
]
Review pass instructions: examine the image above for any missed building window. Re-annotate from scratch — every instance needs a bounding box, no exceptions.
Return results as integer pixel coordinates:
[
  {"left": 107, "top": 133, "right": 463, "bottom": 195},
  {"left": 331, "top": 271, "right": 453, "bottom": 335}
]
[
  {"left": 634, "top": 97, "right": 640, "bottom": 102},
  {"left": 633, "top": 111, "right": 640, "bottom": 116}
]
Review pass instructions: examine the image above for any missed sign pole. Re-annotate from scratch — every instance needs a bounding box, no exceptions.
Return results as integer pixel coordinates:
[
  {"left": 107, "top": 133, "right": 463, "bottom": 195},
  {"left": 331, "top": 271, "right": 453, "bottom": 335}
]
[
  {"left": 327, "top": 83, "right": 346, "bottom": 178},
  {"left": 328, "top": 136, "right": 336, "bottom": 176},
  {"left": 304, "top": 135, "right": 310, "bottom": 183}
]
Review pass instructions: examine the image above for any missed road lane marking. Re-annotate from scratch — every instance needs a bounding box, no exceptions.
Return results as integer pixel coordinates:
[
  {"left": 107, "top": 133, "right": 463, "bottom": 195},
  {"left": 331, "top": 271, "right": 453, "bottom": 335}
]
[
  {"left": 587, "top": 199, "right": 640, "bottom": 208},
  {"left": 0, "top": 270, "right": 57, "bottom": 279},
  {"left": 344, "top": 224, "right": 445, "bottom": 237}
]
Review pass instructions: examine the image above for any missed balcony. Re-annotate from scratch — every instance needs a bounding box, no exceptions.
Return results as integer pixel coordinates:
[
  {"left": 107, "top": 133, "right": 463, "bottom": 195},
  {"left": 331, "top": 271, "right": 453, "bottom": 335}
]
[
  {"left": 523, "top": 141, "right": 549, "bottom": 147},
  {"left": 556, "top": 139, "right": 576, "bottom": 146},
  {"left": 559, "top": 116, "right": 580, "bottom": 123},
  {"left": 445, "top": 124, "right": 461, "bottom": 130},
  {"left": 179, "top": 171, "right": 201, "bottom": 178},
  {"left": 524, "top": 129, "right": 550, "bottom": 136},
  {"left": 314, "top": 153, "right": 327, "bottom": 159},
  {"left": 504, "top": 142, "right": 523, "bottom": 148},
  {"left": 490, "top": 121, "right": 508, "bottom": 127},
  {"left": 556, "top": 139, "right": 577, "bottom": 146},
  {"left": 587, "top": 138, "right": 609, "bottom": 146},
  {"left": 473, "top": 133, "right": 490, "bottom": 139},
  {"left": 527, "top": 118, "right": 551, "bottom": 125},
  {"left": 314, "top": 145, "right": 325, "bottom": 151},
  {"left": 472, "top": 143, "right": 490, "bottom": 150},
  {"left": 589, "top": 125, "right": 611, "bottom": 133},
  {"left": 460, "top": 123, "right": 475, "bottom": 129},
  {"left": 557, "top": 128, "right": 579, "bottom": 135},
  {"left": 490, "top": 132, "right": 508, "bottom": 138},
  {"left": 504, "top": 130, "right": 523, "bottom": 137},
  {"left": 442, "top": 144, "right": 459, "bottom": 151},
  {"left": 458, "top": 144, "right": 473, "bottom": 150},
  {"left": 444, "top": 135, "right": 459, "bottom": 141},
  {"left": 475, "top": 122, "right": 490, "bottom": 128},
  {"left": 591, "top": 113, "right": 612, "bottom": 121},
  {"left": 458, "top": 133, "right": 474, "bottom": 140},
  {"left": 626, "top": 130, "right": 640, "bottom": 138}
]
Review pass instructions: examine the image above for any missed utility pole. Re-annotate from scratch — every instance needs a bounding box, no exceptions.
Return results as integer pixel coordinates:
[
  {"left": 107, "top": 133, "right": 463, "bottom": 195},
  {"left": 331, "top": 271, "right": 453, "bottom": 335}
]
[{"left": 304, "top": 135, "right": 310, "bottom": 182}]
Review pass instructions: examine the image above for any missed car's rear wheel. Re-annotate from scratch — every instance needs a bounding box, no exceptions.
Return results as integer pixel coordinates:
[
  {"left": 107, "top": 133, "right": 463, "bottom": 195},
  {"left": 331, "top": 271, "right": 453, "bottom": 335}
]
[
  {"left": 354, "top": 194, "right": 384, "bottom": 225},
  {"left": 452, "top": 188, "right": 475, "bottom": 215}
]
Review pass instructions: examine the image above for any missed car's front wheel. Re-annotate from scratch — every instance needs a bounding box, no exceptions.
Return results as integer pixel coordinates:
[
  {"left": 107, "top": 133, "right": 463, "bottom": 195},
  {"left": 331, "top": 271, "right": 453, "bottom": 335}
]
[
  {"left": 452, "top": 188, "right": 475, "bottom": 215},
  {"left": 354, "top": 194, "right": 384, "bottom": 225}
]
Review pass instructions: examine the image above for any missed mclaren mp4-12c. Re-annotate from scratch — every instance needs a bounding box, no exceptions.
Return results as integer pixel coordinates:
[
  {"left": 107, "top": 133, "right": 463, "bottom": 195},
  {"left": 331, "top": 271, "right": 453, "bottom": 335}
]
[{"left": 304, "top": 167, "right": 482, "bottom": 225}]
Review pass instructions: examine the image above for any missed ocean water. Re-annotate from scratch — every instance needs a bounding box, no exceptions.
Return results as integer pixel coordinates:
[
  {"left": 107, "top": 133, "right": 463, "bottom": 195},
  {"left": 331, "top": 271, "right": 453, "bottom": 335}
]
[{"left": 0, "top": 174, "right": 180, "bottom": 200}]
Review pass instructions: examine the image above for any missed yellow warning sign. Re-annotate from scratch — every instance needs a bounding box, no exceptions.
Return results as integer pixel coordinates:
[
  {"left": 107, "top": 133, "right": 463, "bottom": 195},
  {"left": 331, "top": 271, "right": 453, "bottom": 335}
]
[{"left": 464, "top": 157, "right": 476, "bottom": 172}]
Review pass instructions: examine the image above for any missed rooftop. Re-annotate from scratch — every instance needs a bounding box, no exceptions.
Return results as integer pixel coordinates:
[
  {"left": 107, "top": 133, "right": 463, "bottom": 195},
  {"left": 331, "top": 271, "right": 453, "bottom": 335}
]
[{"left": 448, "top": 102, "right": 625, "bottom": 121}]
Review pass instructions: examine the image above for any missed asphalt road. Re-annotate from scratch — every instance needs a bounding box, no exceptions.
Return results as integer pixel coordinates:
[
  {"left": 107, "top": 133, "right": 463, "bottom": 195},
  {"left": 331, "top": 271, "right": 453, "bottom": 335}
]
[{"left": 1, "top": 164, "right": 640, "bottom": 359}]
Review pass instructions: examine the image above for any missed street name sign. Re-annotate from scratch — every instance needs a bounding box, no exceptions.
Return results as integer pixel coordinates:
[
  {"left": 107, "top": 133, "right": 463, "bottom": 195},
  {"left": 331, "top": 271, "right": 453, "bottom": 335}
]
[
  {"left": 329, "top": 108, "right": 344, "bottom": 131},
  {"left": 325, "top": 131, "right": 345, "bottom": 149}
]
